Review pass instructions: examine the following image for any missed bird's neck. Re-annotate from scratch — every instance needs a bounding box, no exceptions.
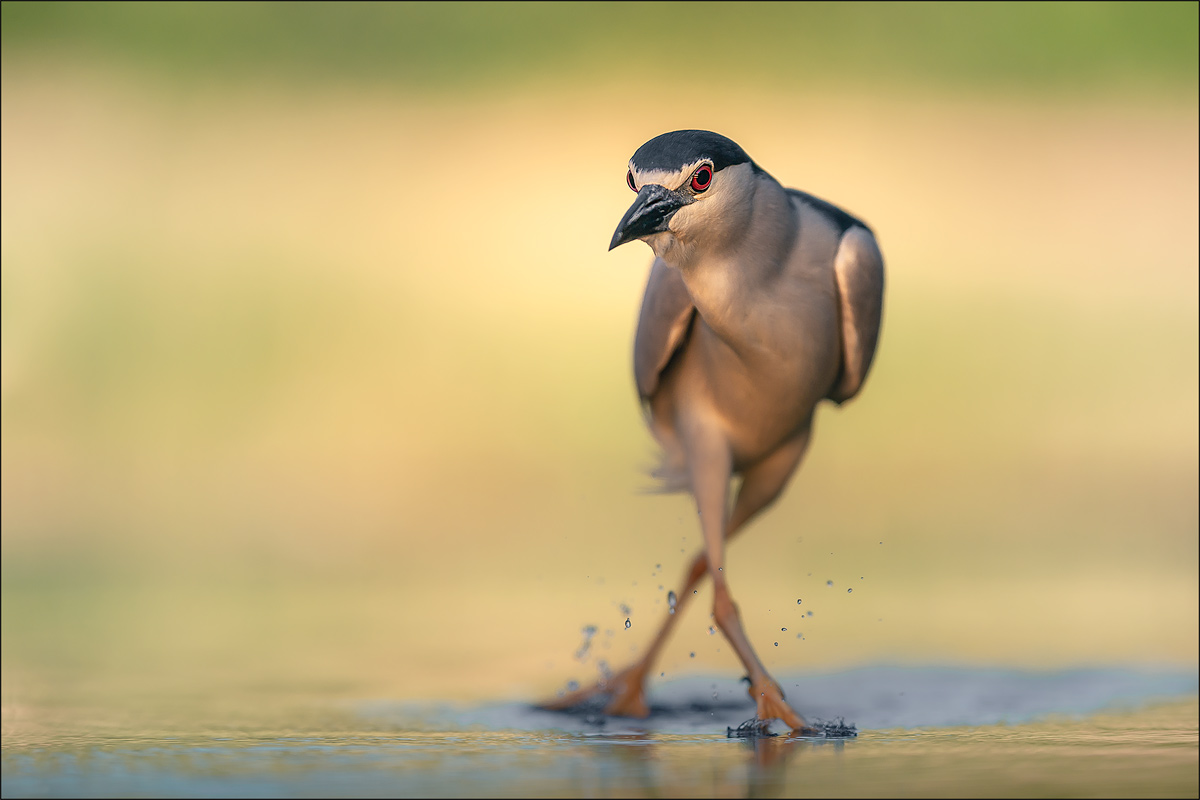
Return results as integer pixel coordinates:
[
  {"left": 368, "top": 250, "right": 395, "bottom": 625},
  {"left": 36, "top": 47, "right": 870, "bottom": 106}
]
[{"left": 665, "top": 178, "right": 796, "bottom": 355}]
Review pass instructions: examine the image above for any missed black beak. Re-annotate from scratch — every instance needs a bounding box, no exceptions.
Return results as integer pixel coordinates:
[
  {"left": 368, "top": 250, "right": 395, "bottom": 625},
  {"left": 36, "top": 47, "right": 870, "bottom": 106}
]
[{"left": 609, "top": 184, "right": 693, "bottom": 251}]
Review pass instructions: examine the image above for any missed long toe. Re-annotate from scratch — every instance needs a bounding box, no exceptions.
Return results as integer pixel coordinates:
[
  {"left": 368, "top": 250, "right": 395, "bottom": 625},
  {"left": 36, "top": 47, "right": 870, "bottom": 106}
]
[
  {"left": 537, "top": 681, "right": 606, "bottom": 712},
  {"left": 539, "top": 664, "right": 651, "bottom": 718},
  {"left": 749, "top": 680, "right": 809, "bottom": 732},
  {"left": 602, "top": 666, "right": 652, "bottom": 718}
]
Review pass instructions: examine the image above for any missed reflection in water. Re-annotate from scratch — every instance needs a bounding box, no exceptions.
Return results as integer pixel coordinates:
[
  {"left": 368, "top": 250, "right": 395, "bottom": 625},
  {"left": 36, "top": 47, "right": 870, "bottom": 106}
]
[
  {"left": 743, "top": 735, "right": 851, "bottom": 799},
  {"left": 745, "top": 737, "right": 794, "bottom": 798}
]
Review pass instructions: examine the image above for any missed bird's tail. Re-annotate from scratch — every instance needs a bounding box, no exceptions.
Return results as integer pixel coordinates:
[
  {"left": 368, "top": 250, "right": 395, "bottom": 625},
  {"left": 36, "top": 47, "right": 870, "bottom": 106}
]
[
  {"left": 635, "top": 400, "right": 692, "bottom": 493},
  {"left": 639, "top": 436, "right": 691, "bottom": 495},
  {"left": 644, "top": 460, "right": 690, "bottom": 494}
]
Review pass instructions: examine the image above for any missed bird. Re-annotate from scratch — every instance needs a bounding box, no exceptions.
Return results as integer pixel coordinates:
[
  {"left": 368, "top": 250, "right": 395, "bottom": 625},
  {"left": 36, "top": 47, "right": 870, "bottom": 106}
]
[{"left": 542, "top": 130, "right": 884, "bottom": 734}]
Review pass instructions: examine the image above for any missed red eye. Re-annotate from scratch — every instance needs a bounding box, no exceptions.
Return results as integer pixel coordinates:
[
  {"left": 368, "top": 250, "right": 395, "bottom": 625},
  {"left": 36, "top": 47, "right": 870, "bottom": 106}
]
[
  {"left": 626, "top": 170, "right": 637, "bottom": 192},
  {"left": 690, "top": 165, "right": 713, "bottom": 193}
]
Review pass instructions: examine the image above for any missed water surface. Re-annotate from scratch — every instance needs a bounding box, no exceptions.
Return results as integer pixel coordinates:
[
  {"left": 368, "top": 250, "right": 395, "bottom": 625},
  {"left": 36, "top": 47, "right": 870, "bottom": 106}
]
[{"left": 4, "top": 667, "right": 1196, "bottom": 798}]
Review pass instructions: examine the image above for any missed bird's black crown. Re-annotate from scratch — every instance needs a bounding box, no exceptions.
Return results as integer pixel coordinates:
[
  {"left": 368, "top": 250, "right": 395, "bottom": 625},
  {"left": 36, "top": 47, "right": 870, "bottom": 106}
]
[{"left": 631, "top": 130, "right": 754, "bottom": 174}]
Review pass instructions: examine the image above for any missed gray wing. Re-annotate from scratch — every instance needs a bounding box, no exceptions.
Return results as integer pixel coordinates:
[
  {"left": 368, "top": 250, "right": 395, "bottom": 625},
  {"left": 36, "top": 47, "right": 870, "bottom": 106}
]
[
  {"left": 634, "top": 258, "right": 696, "bottom": 401},
  {"left": 827, "top": 225, "right": 885, "bottom": 404}
]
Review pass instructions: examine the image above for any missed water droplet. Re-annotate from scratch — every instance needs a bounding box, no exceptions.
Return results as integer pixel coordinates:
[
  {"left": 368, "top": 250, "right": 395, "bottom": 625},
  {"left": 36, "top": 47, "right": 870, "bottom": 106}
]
[
  {"left": 807, "top": 611, "right": 813, "bottom": 617},
  {"left": 625, "top": 618, "right": 631, "bottom": 629},
  {"left": 620, "top": 603, "right": 631, "bottom": 616},
  {"left": 847, "top": 588, "right": 853, "bottom": 593},
  {"left": 693, "top": 590, "right": 698, "bottom": 595},
  {"left": 826, "top": 580, "right": 833, "bottom": 587},
  {"left": 656, "top": 564, "right": 661, "bottom": 569},
  {"left": 690, "top": 652, "right": 696, "bottom": 658},
  {"left": 712, "top": 692, "right": 719, "bottom": 700},
  {"left": 774, "top": 642, "right": 779, "bottom": 647},
  {"left": 668, "top": 590, "right": 677, "bottom": 610},
  {"left": 797, "top": 599, "right": 802, "bottom": 605},
  {"left": 796, "top": 633, "right": 802, "bottom": 638},
  {"left": 781, "top": 627, "right": 787, "bottom": 631},
  {"left": 708, "top": 626, "right": 716, "bottom": 635},
  {"left": 567, "top": 680, "right": 579, "bottom": 691},
  {"left": 660, "top": 671, "right": 665, "bottom": 677}
]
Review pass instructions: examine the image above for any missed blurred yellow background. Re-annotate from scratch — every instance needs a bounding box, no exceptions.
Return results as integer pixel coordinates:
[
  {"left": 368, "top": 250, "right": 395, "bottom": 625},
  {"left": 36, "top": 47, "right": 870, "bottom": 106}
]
[{"left": 2, "top": 3, "right": 1196, "bottom": 712}]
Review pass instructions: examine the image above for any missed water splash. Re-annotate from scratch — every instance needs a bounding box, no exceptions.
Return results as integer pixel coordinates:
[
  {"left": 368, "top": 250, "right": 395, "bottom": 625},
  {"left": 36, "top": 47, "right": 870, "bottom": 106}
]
[{"left": 574, "top": 625, "right": 598, "bottom": 660}]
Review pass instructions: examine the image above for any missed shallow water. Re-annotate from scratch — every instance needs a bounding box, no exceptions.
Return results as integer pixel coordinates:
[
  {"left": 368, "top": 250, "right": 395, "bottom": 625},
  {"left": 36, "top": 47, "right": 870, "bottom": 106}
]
[{"left": 3, "top": 668, "right": 1197, "bottom": 798}]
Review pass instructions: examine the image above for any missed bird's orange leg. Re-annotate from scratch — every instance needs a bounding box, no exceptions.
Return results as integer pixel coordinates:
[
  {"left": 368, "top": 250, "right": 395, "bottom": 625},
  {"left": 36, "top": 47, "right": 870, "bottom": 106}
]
[
  {"left": 694, "top": 433, "right": 815, "bottom": 735},
  {"left": 540, "top": 432, "right": 811, "bottom": 724}
]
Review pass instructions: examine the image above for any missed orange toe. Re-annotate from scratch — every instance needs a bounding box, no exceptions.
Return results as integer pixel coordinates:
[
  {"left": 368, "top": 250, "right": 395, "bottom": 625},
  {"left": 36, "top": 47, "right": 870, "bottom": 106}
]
[
  {"left": 749, "top": 680, "right": 808, "bottom": 732},
  {"left": 539, "top": 664, "right": 651, "bottom": 719}
]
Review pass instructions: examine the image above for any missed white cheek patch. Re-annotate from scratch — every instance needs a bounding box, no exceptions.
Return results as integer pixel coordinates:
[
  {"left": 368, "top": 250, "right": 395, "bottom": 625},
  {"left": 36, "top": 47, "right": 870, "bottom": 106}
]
[{"left": 671, "top": 200, "right": 714, "bottom": 231}]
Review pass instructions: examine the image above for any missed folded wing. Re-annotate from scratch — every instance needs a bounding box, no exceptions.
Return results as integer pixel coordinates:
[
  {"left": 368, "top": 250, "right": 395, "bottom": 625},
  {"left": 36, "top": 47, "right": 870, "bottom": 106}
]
[
  {"left": 633, "top": 258, "right": 696, "bottom": 401},
  {"left": 827, "top": 225, "right": 885, "bottom": 404}
]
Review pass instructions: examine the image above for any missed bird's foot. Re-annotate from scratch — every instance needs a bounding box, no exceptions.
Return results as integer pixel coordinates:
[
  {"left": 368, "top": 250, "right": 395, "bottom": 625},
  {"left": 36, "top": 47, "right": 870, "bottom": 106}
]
[
  {"left": 537, "top": 663, "right": 651, "bottom": 719},
  {"left": 747, "top": 679, "right": 814, "bottom": 735}
]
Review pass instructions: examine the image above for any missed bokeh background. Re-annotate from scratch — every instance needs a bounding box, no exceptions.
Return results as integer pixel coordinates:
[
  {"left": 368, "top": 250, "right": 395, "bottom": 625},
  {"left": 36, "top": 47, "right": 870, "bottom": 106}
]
[{"left": 2, "top": 2, "right": 1197, "bottom": 721}]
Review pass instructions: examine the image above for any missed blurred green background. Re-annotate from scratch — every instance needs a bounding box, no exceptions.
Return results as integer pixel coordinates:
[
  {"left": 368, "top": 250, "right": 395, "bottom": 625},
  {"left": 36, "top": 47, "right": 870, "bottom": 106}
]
[{"left": 2, "top": 1, "right": 1197, "bottom": 721}]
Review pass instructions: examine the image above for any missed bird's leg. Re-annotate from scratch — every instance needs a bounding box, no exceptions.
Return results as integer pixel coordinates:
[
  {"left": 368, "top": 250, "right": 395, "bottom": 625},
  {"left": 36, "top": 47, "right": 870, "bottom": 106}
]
[
  {"left": 697, "top": 434, "right": 815, "bottom": 735},
  {"left": 711, "top": 569, "right": 812, "bottom": 733},
  {"left": 540, "top": 430, "right": 811, "bottom": 724},
  {"left": 538, "top": 551, "right": 709, "bottom": 717}
]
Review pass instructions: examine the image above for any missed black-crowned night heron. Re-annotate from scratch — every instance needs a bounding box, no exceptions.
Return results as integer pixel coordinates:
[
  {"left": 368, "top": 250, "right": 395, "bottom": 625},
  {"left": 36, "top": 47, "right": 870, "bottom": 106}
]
[{"left": 544, "top": 130, "right": 884, "bottom": 734}]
